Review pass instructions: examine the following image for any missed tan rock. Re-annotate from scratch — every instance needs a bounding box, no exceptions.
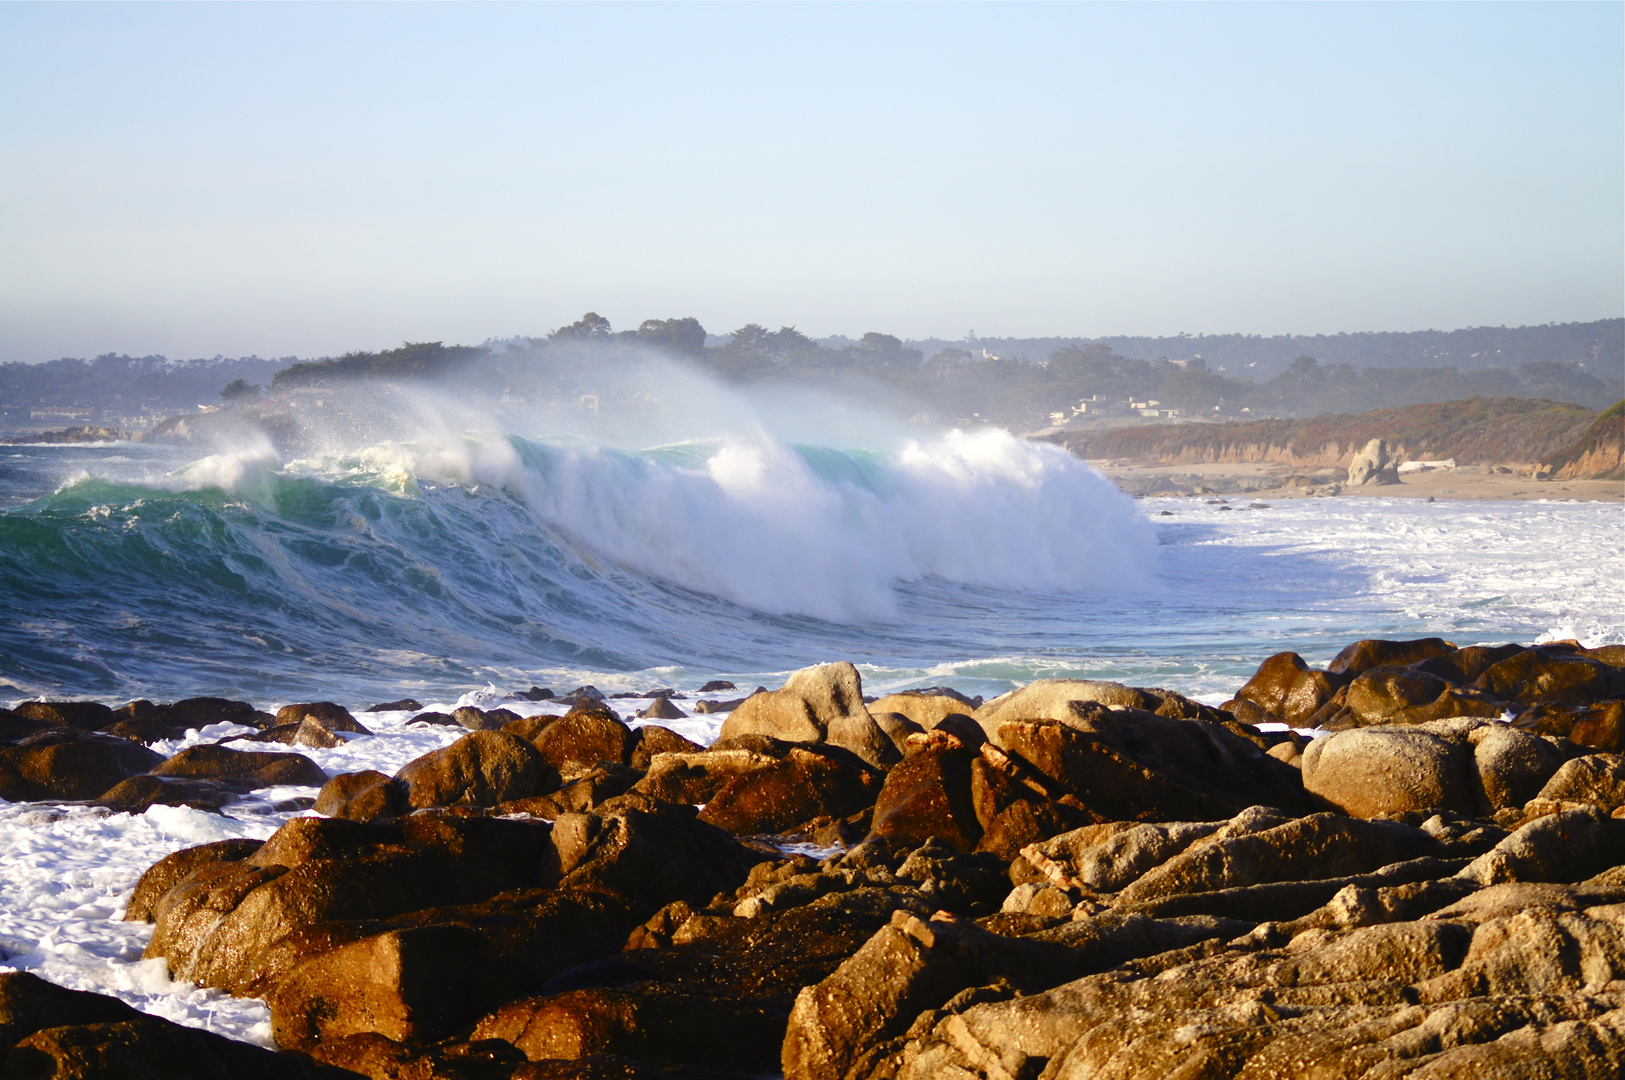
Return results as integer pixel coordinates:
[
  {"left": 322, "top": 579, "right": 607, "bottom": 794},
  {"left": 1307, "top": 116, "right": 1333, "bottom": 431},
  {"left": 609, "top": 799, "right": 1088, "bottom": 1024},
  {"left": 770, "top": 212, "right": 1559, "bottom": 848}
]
[{"left": 718, "top": 662, "right": 897, "bottom": 768}]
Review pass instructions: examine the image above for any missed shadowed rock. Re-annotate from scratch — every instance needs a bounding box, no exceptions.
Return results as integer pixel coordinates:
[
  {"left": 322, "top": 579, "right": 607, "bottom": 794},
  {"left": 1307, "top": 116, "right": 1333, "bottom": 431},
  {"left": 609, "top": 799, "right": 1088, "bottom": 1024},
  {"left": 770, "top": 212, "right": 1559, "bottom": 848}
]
[
  {"left": 1228, "top": 651, "right": 1346, "bottom": 726},
  {"left": 1327, "top": 636, "right": 1458, "bottom": 677},
  {"left": 152, "top": 744, "right": 328, "bottom": 788},
  {"left": 313, "top": 769, "right": 410, "bottom": 821},
  {"left": 11, "top": 699, "right": 116, "bottom": 731},
  {"left": 0, "top": 729, "right": 163, "bottom": 801},
  {"left": 274, "top": 700, "right": 371, "bottom": 734},
  {"left": 698, "top": 748, "right": 881, "bottom": 836}
]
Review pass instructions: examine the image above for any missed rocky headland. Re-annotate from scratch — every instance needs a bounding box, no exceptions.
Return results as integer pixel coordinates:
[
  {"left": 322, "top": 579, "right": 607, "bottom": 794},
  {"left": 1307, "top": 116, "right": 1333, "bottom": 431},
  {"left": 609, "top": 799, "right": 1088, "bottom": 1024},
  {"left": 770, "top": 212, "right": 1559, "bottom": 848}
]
[{"left": 2, "top": 638, "right": 1624, "bottom": 1078}]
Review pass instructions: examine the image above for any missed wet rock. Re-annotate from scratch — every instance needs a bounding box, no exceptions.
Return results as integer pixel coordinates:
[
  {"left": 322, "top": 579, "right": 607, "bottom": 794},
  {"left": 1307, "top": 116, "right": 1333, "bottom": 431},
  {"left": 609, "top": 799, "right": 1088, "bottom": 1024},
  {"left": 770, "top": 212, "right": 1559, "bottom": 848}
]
[
  {"left": 145, "top": 812, "right": 559, "bottom": 989},
  {"left": 274, "top": 701, "right": 370, "bottom": 734},
  {"left": 107, "top": 698, "right": 272, "bottom": 743},
  {"left": 1303, "top": 726, "right": 1478, "bottom": 817},
  {"left": 305, "top": 1033, "right": 528, "bottom": 1080},
  {"left": 1516, "top": 699, "right": 1625, "bottom": 753},
  {"left": 868, "top": 743, "right": 982, "bottom": 852},
  {"left": 165, "top": 697, "right": 273, "bottom": 729},
  {"left": 268, "top": 924, "right": 512, "bottom": 1049},
  {"left": 501, "top": 714, "right": 559, "bottom": 744},
  {"left": 0, "top": 710, "right": 56, "bottom": 745},
  {"left": 1338, "top": 665, "right": 1503, "bottom": 727},
  {"left": 502, "top": 762, "right": 641, "bottom": 818},
  {"left": 125, "top": 838, "right": 265, "bottom": 922},
  {"left": 697, "top": 747, "right": 882, "bottom": 836},
  {"left": 1410, "top": 642, "right": 1528, "bottom": 684},
  {"left": 286, "top": 716, "right": 345, "bottom": 749},
  {"left": 534, "top": 710, "right": 636, "bottom": 773},
  {"left": 365, "top": 698, "right": 423, "bottom": 712},
  {"left": 101, "top": 716, "right": 193, "bottom": 744},
  {"left": 6, "top": 1014, "right": 316, "bottom": 1079},
  {"left": 1228, "top": 651, "right": 1346, "bottom": 726},
  {"left": 625, "top": 726, "right": 703, "bottom": 770},
  {"left": 453, "top": 706, "right": 515, "bottom": 731},
  {"left": 1473, "top": 646, "right": 1625, "bottom": 707},
  {"left": 406, "top": 710, "right": 461, "bottom": 728},
  {"left": 0, "top": 971, "right": 143, "bottom": 1056},
  {"left": 151, "top": 744, "right": 328, "bottom": 788},
  {"left": 691, "top": 696, "right": 751, "bottom": 715},
  {"left": 718, "top": 662, "right": 899, "bottom": 768},
  {"left": 0, "top": 729, "right": 163, "bottom": 801},
  {"left": 95, "top": 774, "right": 242, "bottom": 815},
  {"left": 396, "top": 730, "right": 558, "bottom": 809},
  {"left": 313, "top": 769, "right": 410, "bottom": 821},
  {"left": 230, "top": 715, "right": 361, "bottom": 750},
  {"left": 632, "top": 749, "right": 777, "bottom": 806},
  {"left": 556, "top": 796, "right": 761, "bottom": 918},
  {"left": 472, "top": 982, "right": 784, "bottom": 1071},
  {"left": 1327, "top": 636, "right": 1458, "bottom": 677},
  {"left": 635, "top": 697, "right": 687, "bottom": 721},
  {"left": 11, "top": 699, "right": 116, "bottom": 731}
]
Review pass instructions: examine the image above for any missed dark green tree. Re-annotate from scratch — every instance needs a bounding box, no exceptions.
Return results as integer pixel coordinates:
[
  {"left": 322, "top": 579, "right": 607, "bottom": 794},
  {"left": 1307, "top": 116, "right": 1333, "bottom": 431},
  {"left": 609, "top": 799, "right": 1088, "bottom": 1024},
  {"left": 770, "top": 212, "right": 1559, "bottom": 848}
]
[
  {"left": 219, "top": 378, "right": 261, "bottom": 403},
  {"left": 636, "top": 317, "right": 707, "bottom": 355},
  {"left": 551, "top": 312, "right": 614, "bottom": 341}
]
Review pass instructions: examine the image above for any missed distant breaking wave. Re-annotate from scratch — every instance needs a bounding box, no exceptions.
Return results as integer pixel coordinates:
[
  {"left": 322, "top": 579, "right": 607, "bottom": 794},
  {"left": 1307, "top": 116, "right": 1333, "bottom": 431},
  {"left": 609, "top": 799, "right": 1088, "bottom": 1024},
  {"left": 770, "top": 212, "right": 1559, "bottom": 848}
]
[{"left": 0, "top": 425, "right": 1155, "bottom": 699}]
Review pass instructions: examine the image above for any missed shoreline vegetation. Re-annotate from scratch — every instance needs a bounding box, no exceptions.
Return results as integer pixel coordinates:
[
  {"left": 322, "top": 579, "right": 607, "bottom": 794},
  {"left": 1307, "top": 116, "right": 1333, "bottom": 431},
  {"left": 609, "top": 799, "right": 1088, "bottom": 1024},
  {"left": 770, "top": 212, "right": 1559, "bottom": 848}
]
[{"left": 2, "top": 636, "right": 1624, "bottom": 1076}]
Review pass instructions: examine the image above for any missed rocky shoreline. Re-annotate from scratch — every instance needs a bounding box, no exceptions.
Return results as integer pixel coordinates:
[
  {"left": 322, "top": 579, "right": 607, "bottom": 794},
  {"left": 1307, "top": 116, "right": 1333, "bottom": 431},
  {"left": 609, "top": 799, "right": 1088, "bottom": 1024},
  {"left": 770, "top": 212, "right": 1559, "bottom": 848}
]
[{"left": 2, "top": 638, "right": 1623, "bottom": 1078}]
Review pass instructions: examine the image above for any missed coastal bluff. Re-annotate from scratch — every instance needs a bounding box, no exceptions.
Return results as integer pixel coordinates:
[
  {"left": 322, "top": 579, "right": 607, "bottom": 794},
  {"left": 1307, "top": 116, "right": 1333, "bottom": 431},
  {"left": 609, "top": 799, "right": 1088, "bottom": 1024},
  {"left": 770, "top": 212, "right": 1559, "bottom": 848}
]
[{"left": 0, "top": 640, "right": 1622, "bottom": 1078}]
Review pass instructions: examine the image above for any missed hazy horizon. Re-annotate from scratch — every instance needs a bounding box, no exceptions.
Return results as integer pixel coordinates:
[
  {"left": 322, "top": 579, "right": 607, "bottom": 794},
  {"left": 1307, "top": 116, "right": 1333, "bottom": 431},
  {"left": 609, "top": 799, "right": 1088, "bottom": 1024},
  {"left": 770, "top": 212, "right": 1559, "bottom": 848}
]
[{"left": 2, "top": 3, "right": 1620, "bottom": 365}]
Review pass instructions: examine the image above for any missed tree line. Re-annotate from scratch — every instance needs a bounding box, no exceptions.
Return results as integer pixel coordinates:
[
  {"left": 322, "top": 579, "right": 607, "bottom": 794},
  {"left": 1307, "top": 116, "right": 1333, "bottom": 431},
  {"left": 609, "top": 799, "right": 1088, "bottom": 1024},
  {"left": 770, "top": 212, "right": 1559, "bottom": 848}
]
[
  {"left": 265, "top": 313, "right": 1620, "bottom": 426},
  {"left": 7, "top": 315, "right": 1621, "bottom": 430}
]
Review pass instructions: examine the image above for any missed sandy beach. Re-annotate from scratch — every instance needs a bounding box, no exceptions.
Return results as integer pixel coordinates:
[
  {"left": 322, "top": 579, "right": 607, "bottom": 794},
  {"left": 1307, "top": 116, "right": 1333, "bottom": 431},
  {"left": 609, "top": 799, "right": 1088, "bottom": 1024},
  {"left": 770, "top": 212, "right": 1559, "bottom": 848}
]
[{"left": 1092, "top": 458, "right": 1623, "bottom": 502}]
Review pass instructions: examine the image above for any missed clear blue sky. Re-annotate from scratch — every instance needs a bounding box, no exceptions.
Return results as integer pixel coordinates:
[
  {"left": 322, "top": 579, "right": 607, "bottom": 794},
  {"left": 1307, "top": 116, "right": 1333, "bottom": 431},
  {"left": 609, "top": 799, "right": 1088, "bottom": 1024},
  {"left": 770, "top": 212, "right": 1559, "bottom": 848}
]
[{"left": 1, "top": 2, "right": 1620, "bottom": 362}]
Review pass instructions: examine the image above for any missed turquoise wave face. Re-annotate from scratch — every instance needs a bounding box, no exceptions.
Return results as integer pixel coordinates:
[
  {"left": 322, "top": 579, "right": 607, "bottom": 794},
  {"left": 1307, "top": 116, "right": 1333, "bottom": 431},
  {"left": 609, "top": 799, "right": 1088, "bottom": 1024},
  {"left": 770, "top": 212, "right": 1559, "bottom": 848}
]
[
  {"left": 0, "top": 429, "right": 1163, "bottom": 702},
  {"left": 0, "top": 470, "right": 654, "bottom": 698}
]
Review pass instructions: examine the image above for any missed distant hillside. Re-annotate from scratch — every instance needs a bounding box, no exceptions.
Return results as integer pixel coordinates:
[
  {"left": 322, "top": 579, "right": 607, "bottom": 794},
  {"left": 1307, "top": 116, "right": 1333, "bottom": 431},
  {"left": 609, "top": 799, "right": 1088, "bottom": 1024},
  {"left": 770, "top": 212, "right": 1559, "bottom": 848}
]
[
  {"left": 1044, "top": 397, "right": 1600, "bottom": 471},
  {"left": 906, "top": 318, "right": 1623, "bottom": 381}
]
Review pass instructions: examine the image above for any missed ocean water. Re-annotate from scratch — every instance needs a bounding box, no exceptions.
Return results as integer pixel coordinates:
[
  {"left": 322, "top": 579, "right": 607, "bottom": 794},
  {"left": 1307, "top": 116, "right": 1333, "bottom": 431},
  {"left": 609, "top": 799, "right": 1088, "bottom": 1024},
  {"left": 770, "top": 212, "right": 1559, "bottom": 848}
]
[
  {"left": 3, "top": 423, "right": 1619, "bottom": 709},
  {"left": 1, "top": 401, "right": 1621, "bottom": 1048}
]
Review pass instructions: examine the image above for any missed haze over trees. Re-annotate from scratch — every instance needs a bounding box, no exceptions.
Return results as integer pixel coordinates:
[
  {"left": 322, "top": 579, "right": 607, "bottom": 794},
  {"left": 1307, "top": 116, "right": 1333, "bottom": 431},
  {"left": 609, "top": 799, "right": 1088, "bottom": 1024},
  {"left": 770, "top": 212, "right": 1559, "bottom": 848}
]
[{"left": 3, "top": 317, "right": 1620, "bottom": 433}]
